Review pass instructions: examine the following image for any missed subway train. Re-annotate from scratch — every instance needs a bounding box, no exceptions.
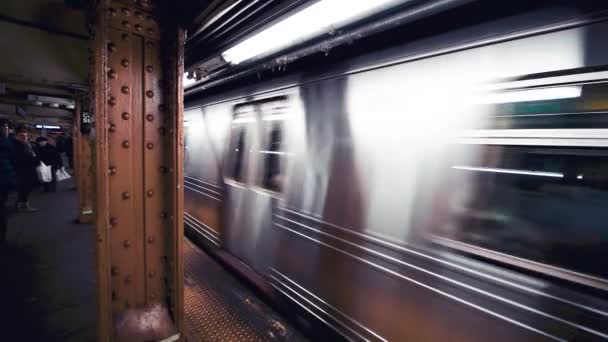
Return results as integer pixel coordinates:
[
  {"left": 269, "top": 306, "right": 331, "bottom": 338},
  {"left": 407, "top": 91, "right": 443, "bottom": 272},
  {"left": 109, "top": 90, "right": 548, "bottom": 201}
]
[{"left": 183, "top": 6, "right": 608, "bottom": 341}]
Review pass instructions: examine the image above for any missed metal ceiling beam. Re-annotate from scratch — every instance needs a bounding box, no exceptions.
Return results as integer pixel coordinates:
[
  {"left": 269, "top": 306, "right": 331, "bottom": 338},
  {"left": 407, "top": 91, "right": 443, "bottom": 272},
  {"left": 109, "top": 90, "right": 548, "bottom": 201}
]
[
  {"left": 0, "top": 73, "right": 88, "bottom": 92},
  {"left": 0, "top": 13, "right": 90, "bottom": 41}
]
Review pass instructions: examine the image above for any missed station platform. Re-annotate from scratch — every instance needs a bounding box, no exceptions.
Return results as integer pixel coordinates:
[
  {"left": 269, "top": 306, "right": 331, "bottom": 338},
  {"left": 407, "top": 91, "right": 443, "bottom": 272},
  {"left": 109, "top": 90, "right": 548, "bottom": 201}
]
[{"left": 0, "top": 180, "right": 305, "bottom": 341}]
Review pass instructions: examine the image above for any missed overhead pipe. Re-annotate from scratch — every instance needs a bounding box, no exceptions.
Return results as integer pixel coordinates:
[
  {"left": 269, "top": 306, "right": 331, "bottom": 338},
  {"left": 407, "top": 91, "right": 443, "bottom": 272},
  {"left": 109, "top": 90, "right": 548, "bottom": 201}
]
[{"left": 185, "top": 0, "right": 475, "bottom": 96}]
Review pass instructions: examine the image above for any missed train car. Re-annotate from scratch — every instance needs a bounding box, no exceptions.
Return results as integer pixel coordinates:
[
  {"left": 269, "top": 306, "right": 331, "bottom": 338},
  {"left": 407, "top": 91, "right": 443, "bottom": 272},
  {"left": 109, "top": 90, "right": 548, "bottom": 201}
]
[{"left": 184, "top": 5, "right": 608, "bottom": 341}]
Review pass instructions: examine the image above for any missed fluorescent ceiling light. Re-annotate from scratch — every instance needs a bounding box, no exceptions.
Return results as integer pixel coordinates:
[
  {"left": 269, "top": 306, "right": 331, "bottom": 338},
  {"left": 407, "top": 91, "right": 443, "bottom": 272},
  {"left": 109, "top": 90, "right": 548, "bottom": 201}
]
[
  {"left": 35, "top": 124, "right": 62, "bottom": 129},
  {"left": 184, "top": 76, "right": 197, "bottom": 89},
  {"left": 474, "top": 86, "right": 582, "bottom": 105},
  {"left": 222, "top": 0, "right": 403, "bottom": 64},
  {"left": 66, "top": 104, "right": 75, "bottom": 110}
]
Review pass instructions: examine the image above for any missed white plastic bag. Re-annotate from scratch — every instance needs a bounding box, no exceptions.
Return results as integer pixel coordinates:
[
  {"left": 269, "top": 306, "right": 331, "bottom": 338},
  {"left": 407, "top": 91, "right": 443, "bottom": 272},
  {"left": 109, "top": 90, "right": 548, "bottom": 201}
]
[
  {"left": 56, "top": 167, "right": 71, "bottom": 182},
  {"left": 36, "top": 162, "right": 53, "bottom": 183}
]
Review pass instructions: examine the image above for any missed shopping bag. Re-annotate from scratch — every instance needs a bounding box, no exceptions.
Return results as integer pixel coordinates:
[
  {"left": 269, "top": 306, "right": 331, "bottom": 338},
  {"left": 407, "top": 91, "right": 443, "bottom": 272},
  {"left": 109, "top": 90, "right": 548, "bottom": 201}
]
[
  {"left": 36, "top": 162, "right": 53, "bottom": 183},
  {"left": 55, "top": 167, "right": 71, "bottom": 182}
]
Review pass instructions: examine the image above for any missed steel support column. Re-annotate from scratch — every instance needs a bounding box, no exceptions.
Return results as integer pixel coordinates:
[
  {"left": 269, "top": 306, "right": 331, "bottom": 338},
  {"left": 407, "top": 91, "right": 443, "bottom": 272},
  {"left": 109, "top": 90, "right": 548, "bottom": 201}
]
[
  {"left": 73, "top": 93, "right": 95, "bottom": 224},
  {"left": 90, "top": 1, "right": 184, "bottom": 340}
]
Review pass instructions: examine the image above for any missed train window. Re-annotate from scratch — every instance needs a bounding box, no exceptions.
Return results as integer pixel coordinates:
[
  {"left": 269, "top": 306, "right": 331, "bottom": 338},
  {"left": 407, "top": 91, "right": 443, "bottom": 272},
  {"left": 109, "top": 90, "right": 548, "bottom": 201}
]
[
  {"left": 475, "top": 79, "right": 608, "bottom": 129},
  {"left": 227, "top": 105, "right": 255, "bottom": 183},
  {"left": 230, "top": 129, "right": 246, "bottom": 182},
  {"left": 429, "top": 144, "right": 608, "bottom": 281},
  {"left": 257, "top": 98, "right": 288, "bottom": 193},
  {"left": 260, "top": 123, "right": 284, "bottom": 192}
]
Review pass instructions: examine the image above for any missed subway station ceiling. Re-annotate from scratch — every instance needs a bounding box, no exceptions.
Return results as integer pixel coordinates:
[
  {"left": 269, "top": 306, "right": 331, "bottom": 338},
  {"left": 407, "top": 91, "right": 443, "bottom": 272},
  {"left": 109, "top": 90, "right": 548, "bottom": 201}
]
[{"left": 0, "top": 0, "right": 89, "bottom": 127}]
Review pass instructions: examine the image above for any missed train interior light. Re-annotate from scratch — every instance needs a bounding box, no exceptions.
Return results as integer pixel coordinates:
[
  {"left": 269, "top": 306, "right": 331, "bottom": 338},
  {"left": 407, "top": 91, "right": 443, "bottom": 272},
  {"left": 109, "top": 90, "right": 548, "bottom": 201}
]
[
  {"left": 221, "top": 0, "right": 405, "bottom": 65},
  {"left": 475, "top": 86, "right": 582, "bottom": 104}
]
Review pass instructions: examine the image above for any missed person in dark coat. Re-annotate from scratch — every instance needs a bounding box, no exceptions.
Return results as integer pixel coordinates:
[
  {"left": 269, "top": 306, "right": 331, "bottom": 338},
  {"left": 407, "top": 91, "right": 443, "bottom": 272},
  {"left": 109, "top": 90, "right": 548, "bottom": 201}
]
[
  {"left": 64, "top": 135, "right": 73, "bottom": 169},
  {"left": 0, "top": 119, "right": 17, "bottom": 242},
  {"left": 36, "top": 137, "right": 62, "bottom": 192},
  {"left": 12, "top": 125, "right": 39, "bottom": 212}
]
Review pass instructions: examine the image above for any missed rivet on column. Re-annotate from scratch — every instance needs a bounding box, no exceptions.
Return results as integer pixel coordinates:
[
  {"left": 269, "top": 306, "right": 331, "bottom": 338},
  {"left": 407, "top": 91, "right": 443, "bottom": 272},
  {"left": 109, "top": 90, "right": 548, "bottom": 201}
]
[
  {"left": 122, "top": 192, "right": 130, "bottom": 199},
  {"left": 108, "top": 96, "right": 116, "bottom": 106},
  {"left": 146, "top": 189, "right": 154, "bottom": 197},
  {"left": 122, "top": 20, "right": 130, "bottom": 29},
  {"left": 148, "top": 271, "right": 156, "bottom": 278},
  {"left": 123, "top": 240, "right": 131, "bottom": 248},
  {"left": 146, "top": 90, "right": 154, "bottom": 98},
  {"left": 135, "top": 24, "right": 142, "bottom": 32},
  {"left": 111, "top": 266, "right": 119, "bottom": 276},
  {"left": 121, "top": 86, "right": 130, "bottom": 94},
  {"left": 145, "top": 65, "right": 153, "bottom": 73},
  {"left": 107, "top": 42, "right": 116, "bottom": 53},
  {"left": 146, "top": 41, "right": 154, "bottom": 48},
  {"left": 121, "top": 7, "right": 130, "bottom": 16},
  {"left": 157, "top": 104, "right": 165, "bottom": 112},
  {"left": 121, "top": 59, "right": 129, "bottom": 67},
  {"left": 122, "top": 140, "right": 130, "bottom": 148},
  {"left": 124, "top": 275, "right": 132, "bottom": 284},
  {"left": 146, "top": 28, "right": 154, "bottom": 34},
  {"left": 146, "top": 142, "right": 154, "bottom": 150},
  {"left": 121, "top": 112, "right": 130, "bottom": 120},
  {"left": 110, "top": 217, "right": 118, "bottom": 226},
  {"left": 146, "top": 114, "right": 154, "bottom": 122},
  {"left": 108, "top": 123, "right": 116, "bottom": 132},
  {"left": 135, "top": 12, "right": 143, "bottom": 20},
  {"left": 147, "top": 236, "right": 154, "bottom": 243},
  {"left": 108, "top": 8, "right": 117, "bottom": 16},
  {"left": 109, "top": 166, "right": 117, "bottom": 175},
  {"left": 108, "top": 69, "right": 117, "bottom": 79}
]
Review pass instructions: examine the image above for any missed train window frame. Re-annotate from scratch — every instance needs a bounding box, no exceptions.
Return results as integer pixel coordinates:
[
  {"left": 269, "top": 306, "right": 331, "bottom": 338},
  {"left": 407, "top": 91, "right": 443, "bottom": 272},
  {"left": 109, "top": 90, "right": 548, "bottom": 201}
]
[
  {"left": 224, "top": 104, "right": 257, "bottom": 186},
  {"left": 426, "top": 136, "right": 608, "bottom": 291},
  {"left": 253, "top": 96, "right": 290, "bottom": 197}
]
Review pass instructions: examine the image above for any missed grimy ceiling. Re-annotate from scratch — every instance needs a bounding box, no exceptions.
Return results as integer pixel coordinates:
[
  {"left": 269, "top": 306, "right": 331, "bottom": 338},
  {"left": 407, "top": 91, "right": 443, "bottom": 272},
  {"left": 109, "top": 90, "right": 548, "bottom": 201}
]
[{"left": 0, "top": 0, "right": 89, "bottom": 127}]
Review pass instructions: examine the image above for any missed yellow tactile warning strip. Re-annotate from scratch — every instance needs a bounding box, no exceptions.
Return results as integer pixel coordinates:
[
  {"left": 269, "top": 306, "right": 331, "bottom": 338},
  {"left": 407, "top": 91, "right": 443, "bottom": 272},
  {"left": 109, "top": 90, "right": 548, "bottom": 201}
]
[{"left": 184, "top": 239, "right": 308, "bottom": 342}]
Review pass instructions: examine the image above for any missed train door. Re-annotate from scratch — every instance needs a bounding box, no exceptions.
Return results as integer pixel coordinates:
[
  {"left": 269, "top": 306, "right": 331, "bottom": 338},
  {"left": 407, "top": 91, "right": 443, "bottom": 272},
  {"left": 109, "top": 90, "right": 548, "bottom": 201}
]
[{"left": 223, "top": 96, "right": 289, "bottom": 272}]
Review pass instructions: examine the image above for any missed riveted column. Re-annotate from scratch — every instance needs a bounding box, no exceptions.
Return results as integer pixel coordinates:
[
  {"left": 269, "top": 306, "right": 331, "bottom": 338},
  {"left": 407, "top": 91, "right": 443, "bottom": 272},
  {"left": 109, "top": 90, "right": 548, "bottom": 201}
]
[
  {"left": 90, "top": 0, "right": 184, "bottom": 341},
  {"left": 74, "top": 92, "right": 95, "bottom": 224}
]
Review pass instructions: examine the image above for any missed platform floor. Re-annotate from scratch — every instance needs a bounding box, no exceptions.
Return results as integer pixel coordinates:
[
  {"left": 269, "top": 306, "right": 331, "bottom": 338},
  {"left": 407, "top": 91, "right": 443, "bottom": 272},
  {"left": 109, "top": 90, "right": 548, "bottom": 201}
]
[
  {"left": 0, "top": 180, "right": 96, "bottom": 341},
  {"left": 184, "top": 239, "right": 307, "bottom": 342},
  {"left": 0, "top": 180, "right": 305, "bottom": 341}
]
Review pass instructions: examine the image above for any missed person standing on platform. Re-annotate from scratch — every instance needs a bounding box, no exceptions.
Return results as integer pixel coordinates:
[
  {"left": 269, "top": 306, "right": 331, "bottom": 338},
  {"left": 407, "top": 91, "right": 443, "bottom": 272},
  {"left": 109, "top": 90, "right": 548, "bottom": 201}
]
[
  {"left": 12, "top": 125, "right": 39, "bottom": 212},
  {"left": 0, "top": 119, "right": 16, "bottom": 243},
  {"left": 36, "top": 137, "right": 61, "bottom": 192},
  {"left": 64, "top": 134, "right": 73, "bottom": 170}
]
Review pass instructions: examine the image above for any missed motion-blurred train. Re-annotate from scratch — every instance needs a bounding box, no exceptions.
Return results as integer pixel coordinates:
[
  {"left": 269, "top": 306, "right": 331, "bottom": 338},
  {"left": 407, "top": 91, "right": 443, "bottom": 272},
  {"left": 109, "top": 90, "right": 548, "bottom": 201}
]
[{"left": 184, "top": 5, "right": 608, "bottom": 341}]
